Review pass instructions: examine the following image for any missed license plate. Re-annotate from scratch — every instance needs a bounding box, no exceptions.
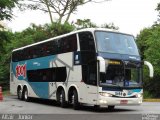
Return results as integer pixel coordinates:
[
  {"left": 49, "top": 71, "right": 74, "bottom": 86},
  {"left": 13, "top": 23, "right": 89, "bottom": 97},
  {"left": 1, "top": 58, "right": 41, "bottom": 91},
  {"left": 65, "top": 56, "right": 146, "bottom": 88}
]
[{"left": 120, "top": 100, "right": 128, "bottom": 104}]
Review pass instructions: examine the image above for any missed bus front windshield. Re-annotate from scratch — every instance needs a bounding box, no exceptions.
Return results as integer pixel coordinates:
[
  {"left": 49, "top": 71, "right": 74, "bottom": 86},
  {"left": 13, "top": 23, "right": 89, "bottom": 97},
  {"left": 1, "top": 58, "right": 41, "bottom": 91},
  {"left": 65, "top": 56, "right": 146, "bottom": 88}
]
[
  {"left": 100, "top": 61, "right": 142, "bottom": 88},
  {"left": 95, "top": 31, "right": 139, "bottom": 56}
]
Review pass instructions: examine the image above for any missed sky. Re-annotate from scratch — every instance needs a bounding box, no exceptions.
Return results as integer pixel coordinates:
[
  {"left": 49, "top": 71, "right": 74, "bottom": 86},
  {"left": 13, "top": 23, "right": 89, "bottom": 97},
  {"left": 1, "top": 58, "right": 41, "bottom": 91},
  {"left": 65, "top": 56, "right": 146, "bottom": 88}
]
[{"left": 5, "top": 0, "right": 160, "bottom": 36}]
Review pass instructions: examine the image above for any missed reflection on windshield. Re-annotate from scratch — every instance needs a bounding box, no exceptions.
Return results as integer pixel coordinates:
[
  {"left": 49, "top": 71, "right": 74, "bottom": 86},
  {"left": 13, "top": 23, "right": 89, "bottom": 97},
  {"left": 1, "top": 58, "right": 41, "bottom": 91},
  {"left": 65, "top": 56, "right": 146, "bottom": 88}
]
[
  {"left": 95, "top": 31, "right": 139, "bottom": 56},
  {"left": 100, "top": 64, "right": 141, "bottom": 87}
]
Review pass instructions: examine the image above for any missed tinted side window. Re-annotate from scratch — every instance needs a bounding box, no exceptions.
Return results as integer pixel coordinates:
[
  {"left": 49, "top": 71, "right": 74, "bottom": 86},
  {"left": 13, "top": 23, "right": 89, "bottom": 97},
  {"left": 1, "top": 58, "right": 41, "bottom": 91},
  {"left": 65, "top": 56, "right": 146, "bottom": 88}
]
[
  {"left": 12, "top": 51, "right": 18, "bottom": 62},
  {"left": 78, "top": 32, "right": 96, "bottom": 64},
  {"left": 27, "top": 67, "right": 67, "bottom": 82},
  {"left": 79, "top": 32, "right": 95, "bottom": 51},
  {"left": 58, "top": 34, "right": 77, "bottom": 54},
  {"left": 79, "top": 32, "right": 97, "bottom": 86},
  {"left": 12, "top": 34, "right": 77, "bottom": 62}
]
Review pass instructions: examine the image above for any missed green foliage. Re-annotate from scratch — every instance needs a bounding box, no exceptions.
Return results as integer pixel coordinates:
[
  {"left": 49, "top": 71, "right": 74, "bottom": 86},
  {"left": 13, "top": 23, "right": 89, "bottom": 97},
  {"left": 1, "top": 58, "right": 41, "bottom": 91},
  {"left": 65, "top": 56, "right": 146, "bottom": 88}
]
[
  {"left": 76, "top": 19, "right": 97, "bottom": 28},
  {"left": 75, "top": 19, "right": 119, "bottom": 30},
  {"left": 143, "top": 91, "right": 153, "bottom": 99},
  {"left": 0, "top": 31, "right": 13, "bottom": 52},
  {"left": 136, "top": 24, "right": 160, "bottom": 98},
  {"left": 101, "top": 23, "right": 119, "bottom": 30},
  {"left": 0, "top": 22, "right": 75, "bottom": 89},
  {"left": 0, "top": 0, "right": 18, "bottom": 20},
  {"left": 155, "top": 3, "right": 160, "bottom": 24}
]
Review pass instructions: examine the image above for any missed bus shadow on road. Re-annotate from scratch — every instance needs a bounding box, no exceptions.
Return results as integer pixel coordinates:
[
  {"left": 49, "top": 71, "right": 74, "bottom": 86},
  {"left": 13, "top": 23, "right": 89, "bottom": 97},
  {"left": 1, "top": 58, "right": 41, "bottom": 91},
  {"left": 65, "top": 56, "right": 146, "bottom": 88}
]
[
  {"left": 28, "top": 97, "right": 137, "bottom": 113},
  {"left": 10, "top": 96, "right": 138, "bottom": 113},
  {"left": 76, "top": 106, "right": 137, "bottom": 113},
  {"left": 26, "top": 97, "right": 60, "bottom": 107}
]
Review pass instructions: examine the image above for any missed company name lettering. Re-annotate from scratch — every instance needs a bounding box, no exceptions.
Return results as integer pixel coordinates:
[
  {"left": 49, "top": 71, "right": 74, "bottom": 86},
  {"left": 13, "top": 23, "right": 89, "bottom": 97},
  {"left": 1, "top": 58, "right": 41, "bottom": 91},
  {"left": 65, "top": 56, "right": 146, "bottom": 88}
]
[{"left": 16, "top": 64, "right": 26, "bottom": 78}]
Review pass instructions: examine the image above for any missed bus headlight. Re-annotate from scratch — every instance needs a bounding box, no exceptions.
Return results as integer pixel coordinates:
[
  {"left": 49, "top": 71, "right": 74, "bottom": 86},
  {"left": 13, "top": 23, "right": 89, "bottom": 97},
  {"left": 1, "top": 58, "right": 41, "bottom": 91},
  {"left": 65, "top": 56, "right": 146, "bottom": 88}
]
[
  {"left": 99, "top": 92, "right": 112, "bottom": 97},
  {"left": 136, "top": 93, "right": 143, "bottom": 98}
]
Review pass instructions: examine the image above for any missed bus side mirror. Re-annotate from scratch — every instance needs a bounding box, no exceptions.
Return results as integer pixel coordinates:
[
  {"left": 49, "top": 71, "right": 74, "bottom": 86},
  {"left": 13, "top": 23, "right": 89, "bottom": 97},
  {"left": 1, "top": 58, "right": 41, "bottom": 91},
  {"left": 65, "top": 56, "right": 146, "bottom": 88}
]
[
  {"left": 97, "top": 56, "right": 107, "bottom": 73},
  {"left": 144, "top": 61, "right": 154, "bottom": 78}
]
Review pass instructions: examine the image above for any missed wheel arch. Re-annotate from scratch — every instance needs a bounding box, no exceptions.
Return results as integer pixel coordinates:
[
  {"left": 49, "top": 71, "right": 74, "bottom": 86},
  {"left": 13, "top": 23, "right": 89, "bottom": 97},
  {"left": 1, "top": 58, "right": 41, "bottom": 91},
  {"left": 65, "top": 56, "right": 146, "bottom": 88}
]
[{"left": 17, "top": 84, "right": 23, "bottom": 93}]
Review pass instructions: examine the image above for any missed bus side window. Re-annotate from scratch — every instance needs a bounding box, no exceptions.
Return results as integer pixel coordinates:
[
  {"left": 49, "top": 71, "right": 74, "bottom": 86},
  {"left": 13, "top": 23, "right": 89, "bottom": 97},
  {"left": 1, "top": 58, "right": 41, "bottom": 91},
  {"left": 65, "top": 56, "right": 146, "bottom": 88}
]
[
  {"left": 79, "top": 32, "right": 95, "bottom": 51},
  {"left": 27, "top": 67, "right": 67, "bottom": 82},
  {"left": 58, "top": 34, "right": 77, "bottom": 54},
  {"left": 79, "top": 32, "right": 96, "bottom": 64}
]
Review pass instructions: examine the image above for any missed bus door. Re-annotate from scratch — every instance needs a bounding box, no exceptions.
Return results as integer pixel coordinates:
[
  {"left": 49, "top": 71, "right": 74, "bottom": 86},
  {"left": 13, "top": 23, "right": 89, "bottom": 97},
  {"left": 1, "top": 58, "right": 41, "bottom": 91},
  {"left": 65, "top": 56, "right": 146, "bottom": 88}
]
[
  {"left": 78, "top": 31, "right": 98, "bottom": 104},
  {"left": 86, "top": 61, "right": 98, "bottom": 104}
]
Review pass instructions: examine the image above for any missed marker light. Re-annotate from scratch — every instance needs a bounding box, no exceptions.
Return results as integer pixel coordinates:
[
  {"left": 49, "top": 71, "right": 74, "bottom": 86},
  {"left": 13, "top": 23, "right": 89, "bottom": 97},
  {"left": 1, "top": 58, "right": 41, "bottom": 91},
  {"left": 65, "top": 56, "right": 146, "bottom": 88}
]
[{"left": 99, "top": 99, "right": 108, "bottom": 104}]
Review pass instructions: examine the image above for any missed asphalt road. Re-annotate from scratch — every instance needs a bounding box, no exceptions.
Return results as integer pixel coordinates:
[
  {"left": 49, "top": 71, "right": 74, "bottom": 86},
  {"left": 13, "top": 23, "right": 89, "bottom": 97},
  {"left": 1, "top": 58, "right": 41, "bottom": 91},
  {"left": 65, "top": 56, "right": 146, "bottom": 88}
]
[{"left": 0, "top": 96, "right": 160, "bottom": 120}]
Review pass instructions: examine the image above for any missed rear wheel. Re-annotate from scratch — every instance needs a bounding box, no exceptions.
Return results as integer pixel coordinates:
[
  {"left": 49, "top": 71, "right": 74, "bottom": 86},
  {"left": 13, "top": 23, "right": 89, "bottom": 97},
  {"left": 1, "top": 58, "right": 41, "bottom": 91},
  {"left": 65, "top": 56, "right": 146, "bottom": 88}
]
[
  {"left": 57, "top": 89, "right": 67, "bottom": 108},
  {"left": 94, "top": 105, "right": 100, "bottom": 111},
  {"left": 23, "top": 88, "right": 30, "bottom": 102},
  {"left": 108, "top": 105, "right": 115, "bottom": 111},
  {"left": 17, "top": 88, "right": 23, "bottom": 100},
  {"left": 72, "top": 90, "right": 80, "bottom": 110}
]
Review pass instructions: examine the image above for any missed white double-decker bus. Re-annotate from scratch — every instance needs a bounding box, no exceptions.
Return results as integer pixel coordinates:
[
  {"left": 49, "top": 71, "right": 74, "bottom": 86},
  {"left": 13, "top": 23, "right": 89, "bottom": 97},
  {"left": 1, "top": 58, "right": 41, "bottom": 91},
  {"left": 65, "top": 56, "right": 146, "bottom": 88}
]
[{"left": 10, "top": 28, "right": 153, "bottom": 110}]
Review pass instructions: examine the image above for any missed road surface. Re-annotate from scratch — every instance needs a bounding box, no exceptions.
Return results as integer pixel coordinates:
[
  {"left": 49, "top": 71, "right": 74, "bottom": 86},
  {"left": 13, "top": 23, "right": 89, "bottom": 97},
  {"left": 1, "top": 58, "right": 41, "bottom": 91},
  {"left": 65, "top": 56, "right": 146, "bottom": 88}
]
[{"left": 0, "top": 96, "right": 160, "bottom": 120}]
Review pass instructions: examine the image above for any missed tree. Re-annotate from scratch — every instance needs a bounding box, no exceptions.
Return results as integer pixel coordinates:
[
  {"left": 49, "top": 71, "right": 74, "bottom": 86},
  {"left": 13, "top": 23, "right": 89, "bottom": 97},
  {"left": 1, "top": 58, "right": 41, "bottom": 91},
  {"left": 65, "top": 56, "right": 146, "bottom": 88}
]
[
  {"left": 20, "top": 0, "right": 109, "bottom": 24},
  {"left": 155, "top": 3, "right": 160, "bottom": 24},
  {"left": 0, "top": 0, "right": 19, "bottom": 53},
  {"left": 0, "top": 0, "right": 19, "bottom": 21},
  {"left": 101, "top": 23, "right": 119, "bottom": 30},
  {"left": 75, "top": 19, "right": 118, "bottom": 30},
  {"left": 75, "top": 19, "right": 97, "bottom": 28},
  {"left": 136, "top": 24, "right": 160, "bottom": 98},
  {"left": 0, "top": 31, "right": 12, "bottom": 52}
]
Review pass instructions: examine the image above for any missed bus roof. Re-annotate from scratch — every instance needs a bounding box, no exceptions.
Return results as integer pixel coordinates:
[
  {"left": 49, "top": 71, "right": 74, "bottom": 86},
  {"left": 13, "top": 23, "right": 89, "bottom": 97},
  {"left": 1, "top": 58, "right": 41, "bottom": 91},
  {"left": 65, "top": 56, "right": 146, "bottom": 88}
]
[{"left": 12, "top": 28, "right": 131, "bottom": 52}]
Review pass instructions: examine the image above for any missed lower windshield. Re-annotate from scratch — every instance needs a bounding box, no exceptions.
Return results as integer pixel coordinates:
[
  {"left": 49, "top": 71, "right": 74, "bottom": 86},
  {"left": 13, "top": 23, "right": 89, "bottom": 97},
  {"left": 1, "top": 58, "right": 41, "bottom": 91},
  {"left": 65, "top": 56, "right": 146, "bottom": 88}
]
[
  {"left": 100, "top": 61, "right": 142, "bottom": 87},
  {"left": 95, "top": 31, "right": 139, "bottom": 56}
]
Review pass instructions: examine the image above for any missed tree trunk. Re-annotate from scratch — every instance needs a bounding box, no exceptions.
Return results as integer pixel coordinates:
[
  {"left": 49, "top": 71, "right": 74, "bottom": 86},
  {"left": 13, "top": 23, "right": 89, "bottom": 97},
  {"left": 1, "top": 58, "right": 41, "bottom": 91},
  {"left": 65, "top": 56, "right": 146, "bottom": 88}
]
[
  {"left": 58, "top": 15, "right": 63, "bottom": 24},
  {"left": 44, "top": 0, "right": 54, "bottom": 24},
  {"left": 65, "top": 12, "right": 72, "bottom": 23}
]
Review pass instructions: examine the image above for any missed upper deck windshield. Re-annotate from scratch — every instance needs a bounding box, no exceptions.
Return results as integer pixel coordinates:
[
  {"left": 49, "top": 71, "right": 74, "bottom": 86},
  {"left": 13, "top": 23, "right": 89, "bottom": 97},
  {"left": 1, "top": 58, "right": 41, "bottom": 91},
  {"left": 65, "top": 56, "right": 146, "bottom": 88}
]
[{"left": 95, "top": 31, "right": 139, "bottom": 56}]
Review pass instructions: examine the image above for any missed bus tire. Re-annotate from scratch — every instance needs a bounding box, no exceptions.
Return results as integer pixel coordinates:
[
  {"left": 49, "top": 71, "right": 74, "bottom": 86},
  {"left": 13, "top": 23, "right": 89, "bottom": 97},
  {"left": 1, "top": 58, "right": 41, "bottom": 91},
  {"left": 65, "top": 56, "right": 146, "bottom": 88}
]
[
  {"left": 23, "top": 87, "right": 30, "bottom": 102},
  {"left": 108, "top": 105, "right": 115, "bottom": 111},
  {"left": 17, "top": 87, "right": 23, "bottom": 100},
  {"left": 94, "top": 105, "right": 100, "bottom": 111},
  {"left": 72, "top": 90, "right": 80, "bottom": 110},
  {"left": 57, "top": 89, "right": 67, "bottom": 108}
]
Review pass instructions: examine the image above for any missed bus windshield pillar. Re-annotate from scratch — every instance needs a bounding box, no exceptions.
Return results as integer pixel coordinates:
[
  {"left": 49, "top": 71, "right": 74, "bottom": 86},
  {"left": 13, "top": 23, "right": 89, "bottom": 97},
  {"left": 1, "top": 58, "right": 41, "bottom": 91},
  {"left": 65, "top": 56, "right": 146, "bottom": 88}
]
[{"left": 97, "top": 56, "right": 107, "bottom": 73}]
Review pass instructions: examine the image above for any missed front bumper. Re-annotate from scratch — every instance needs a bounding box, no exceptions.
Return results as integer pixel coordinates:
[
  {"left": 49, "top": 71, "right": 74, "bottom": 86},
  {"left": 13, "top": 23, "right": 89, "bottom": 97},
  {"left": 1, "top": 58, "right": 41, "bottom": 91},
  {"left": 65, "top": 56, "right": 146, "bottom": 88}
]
[{"left": 97, "top": 96, "right": 143, "bottom": 106}]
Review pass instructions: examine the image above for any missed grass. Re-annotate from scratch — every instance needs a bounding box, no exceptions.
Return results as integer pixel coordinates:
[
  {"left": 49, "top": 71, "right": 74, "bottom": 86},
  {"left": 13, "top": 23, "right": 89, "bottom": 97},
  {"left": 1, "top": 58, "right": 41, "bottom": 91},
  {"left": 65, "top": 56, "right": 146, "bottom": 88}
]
[
  {"left": 2, "top": 90, "right": 10, "bottom": 96},
  {"left": 143, "top": 91, "right": 160, "bottom": 102},
  {"left": 143, "top": 99, "right": 160, "bottom": 102}
]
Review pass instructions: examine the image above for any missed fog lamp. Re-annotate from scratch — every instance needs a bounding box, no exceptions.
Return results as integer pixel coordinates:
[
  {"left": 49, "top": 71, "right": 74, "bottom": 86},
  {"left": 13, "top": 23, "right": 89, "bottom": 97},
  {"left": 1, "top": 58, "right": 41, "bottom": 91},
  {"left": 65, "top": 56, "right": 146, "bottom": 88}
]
[{"left": 99, "top": 92, "right": 112, "bottom": 97}]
